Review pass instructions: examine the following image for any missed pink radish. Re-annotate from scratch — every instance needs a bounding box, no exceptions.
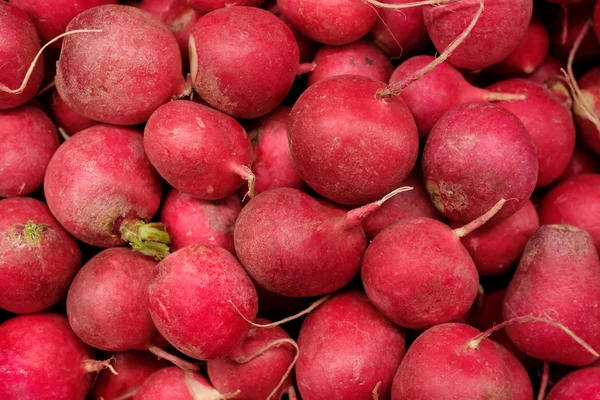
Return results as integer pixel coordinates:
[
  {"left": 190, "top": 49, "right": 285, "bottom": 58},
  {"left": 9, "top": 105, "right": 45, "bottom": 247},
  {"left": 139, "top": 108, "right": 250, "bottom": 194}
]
[
  {"left": 56, "top": 4, "right": 188, "bottom": 125},
  {"left": 49, "top": 89, "right": 97, "bottom": 136},
  {"left": 160, "top": 189, "right": 242, "bottom": 253},
  {"left": 44, "top": 124, "right": 167, "bottom": 257},
  {"left": 147, "top": 244, "right": 258, "bottom": 360},
  {"left": 296, "top": 291, "right": 406, "bottom": 400},
  {"left": 559, "top": 146, "right": 600, "bottom": 181},
  {"left": 307, "top": 40, "right": 393, "bottom": 87},
  {"left": 546, "top": 366, "right": 600, "bottom": 400},
  {"left": 288, "top": 75, "right": 419, "bottom": 205},
  {"left": 423, "top": 0, "right": 533, "bottom": 70},
  {"left": 135, "top": 367, "right": 231, "bottom": 400},
  {"left": 187, "top": 0, "right": 263, "bottom": 13},
  {"left": 548, "top": 1, "right": 600, "bottom": 63},
  {"left": 422, "top": 102, "right": 538, "bottom": 223},
  {"left": 494, "top": 342, "right": 534, "bottom": 400},
  {"left": 503, "top": 224, "right": 600, "bottom": 366},
  {"left": 276, "top": 0, "right": 376, "bottom": 45},
  {"left": 0, "top": 197, "right": 81, "bottom": 314},
  {"left": 572, "top": 67, "right": 600, "bottom": 154},
  {"left": 144, "top": 100, "right": 254, "bottom": 200},
  {"left": 529, "top": 55, "right": 565, "bottom": 84},
  {"left": 0, "top": 105, "right": 59, "bottom": 197},
  {"left": 0, "top": 3, "right": 44, "bottom": 110},
  {"left": 189, "top": 6, "right": 299, "bottom": 119}
]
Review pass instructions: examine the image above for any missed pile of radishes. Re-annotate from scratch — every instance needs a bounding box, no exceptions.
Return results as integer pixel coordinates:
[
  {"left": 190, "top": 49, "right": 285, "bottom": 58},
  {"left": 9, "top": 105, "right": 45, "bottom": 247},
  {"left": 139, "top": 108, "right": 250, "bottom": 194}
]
[{"left": 2, "top": 0, "right": 600, "bottom": 398}]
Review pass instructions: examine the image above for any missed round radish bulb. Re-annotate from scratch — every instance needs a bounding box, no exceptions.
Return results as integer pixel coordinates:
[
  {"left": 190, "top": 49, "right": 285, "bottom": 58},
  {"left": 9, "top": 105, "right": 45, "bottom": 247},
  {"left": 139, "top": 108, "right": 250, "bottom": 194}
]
[
  {"left": 144, "top": 100, "right": 253, "bottom": 200},
  {"left": 423, "top": 0, "right": 533, "bottom": 71},
  {"left": 187, "top": 0, "right": 263, "bottom": 13},
  {"left": 494, "top": 342, "right": 534, "bottom": 400},
  {"left": 44, "top": 125, "right": 166, "bottom": 257},
  {"left": 307, "top": 40, "right": 393, "bottom": 87},
  {"left": 207, "top": 318, "right": 296, "bottom": 400},
  {"left": 147, "top": 244, "right": 258, "bottom": 360},
  {"left": 548, "top": 1, "right": 600, "bottom": 63},
  {"left": 0, "top": 106, "right": 59, "bottom": 197},
  {"left": 248, "top": 106, "right": 304, "bottom": 194},
  {"left": 296, "top": 291, "right": 406, "bottom": 400},
  {"left": 529, "top": 55, "right": 565, "bottom": 84},
  {"left": 451, "top": 200, "right": 539, "bottom": 276},
  {"left": 362, "top": 217, "right": 479, "bottom": 329},
  {"left": 368, "top": 0, "right": 429, "bottom": 58},
  {"left": 559, "top": 147, "right": 600, "bottom": 181},
  {"left": 289, "top": 75, "right": 419, "bottom": 205},
  {"left": 277, "top": 0, "right": 376, "bottom": 45},
  {"left": 0, "top": 3, "right": 44, "bottom": 110},
  {"left": 546, "top": 366, "right": 600, "bottom": 400},
  {"left": 189, "top": 6, "right": 299, "bottom": 119},
  {"left": 55, "top": 4, "right": 187, "bottom": 125},
  {"left": 136, "top": 367, "right": 226, "bottom": 400},
  {"left": 49, "top": 89, "right": 97, "bottom": 136},
  {"left": 503, "top": 225, "right": 600, "bottom": 366},
  {"left": 92, "top": 351, "right": 169, "bottom": 400},
  {"left": 362, "top": 170, "right": 443, "bottom": 240},
  {"left": 160, "top": 189, "right": 242, "bottom": 253},
  {"left": 487, "top": 78, "right": 576, "bottom": 187},
  {"left": 422, "top": 102, "right": 538, "bottom": 224},
  {"left": 539, "top": 174, "right": 600, "bottom": 252},
  {"left": 573, "top": 67, "right": 600, "bottom": 154},
  {"left": 0, "top": 197, "right": 81, "bottom": 314},
  {"left": 391, "top": 323, "right": 513, "bottom": 399}
]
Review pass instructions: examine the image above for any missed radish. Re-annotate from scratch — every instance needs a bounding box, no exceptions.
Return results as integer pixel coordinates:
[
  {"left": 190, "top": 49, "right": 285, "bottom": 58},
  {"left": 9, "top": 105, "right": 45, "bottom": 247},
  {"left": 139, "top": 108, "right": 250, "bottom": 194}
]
[
  {"left": 296, "top": 291, "right": 406, "bottom": 400},
  {"left": 388, "top": 55, "right": 526, "bottom": 138},
  {"left": 0, "top": 105, "right": 59, "bottom": 197},
  {"left": 135, "top": 367, "right": 231, "bottom": 400},
  {"left": 307, "top": 40, "right": 393, "bottom": 87},
  {"left": 0, "top": 197, "right": 81, "bottom": 314},
  {"left": 546, "top": 366, "right": 600, "bottom": 400},
  {"left": 503, "top": 224, "right": 600, "bottom": 366},
  {"left": 487, "top": 78, "right": 576, "bottom": 187},
  {"left": 572, "top": 67, "right": 600, "bottom": 154},
  {"left": 147, "top": 244, "right": 258, "bottom": 360},
  {"left": 0, "top": 3, "right": 44, "bottom": 110},
  {"left": 207, "top": 318, "right": 297, "bottom": 400},
  {"left": 548, "top": 1, "right": 600, "bottom": 63},
  {"left": 247, "top": 106, "right": 304, "bottom": 194},
  {"left": 422, "top": 102, "right": 538, "bottom": 223},
  {"left": 288, "top": 75, "right": 419, "bottom": 205},
  {"left": 44, "top": 124, "right": 167, "bottom": 258},
  {"left": 423, "top": 0, "right": 533, "bottom": 70},
  {"left": 265, "top": 1, "right": 317, "bottom": 63},
  {"left": 539, "top": 174, "right": 600, "bottom": 252},
  {"left": 189, "top": 6, "right": 299, "bottom": 119},
  {"left": 559, "top": 146, "right": 600, "bottom": 181},
  {"left": 368, "top": 0, "right": 429, "bottom": 58},
  {"left": 494, "top": 342, "right": 534, "bottom": 400},
  {"left": 144, "top": 100, "right": 254, "bottom": 200},
  {"left": 276, "top": 0, "right": 376, "bottom": 45},
  {"left": 529, "top": 55, "right": 565, "bottom": 84},
  {"left": 160, "top": 189, "right": 242, "bottom": 253},
  {"left": 56, "top": 4, "right": 188, "bottom": 125},
  {"left": 234, "top": 186, "right": 412, "bottom": 297},
  {"left": 0, "top": 313, "right": 114, "bottom": 400},
  {"left": 391, "top": 323, "right": 513, "bottom": 399},
  {"left": 49, "top": 89, "right": 97, "bottom": 136},
  {"left": 187, "top": 0, "right": 263, "bottom": 13}
]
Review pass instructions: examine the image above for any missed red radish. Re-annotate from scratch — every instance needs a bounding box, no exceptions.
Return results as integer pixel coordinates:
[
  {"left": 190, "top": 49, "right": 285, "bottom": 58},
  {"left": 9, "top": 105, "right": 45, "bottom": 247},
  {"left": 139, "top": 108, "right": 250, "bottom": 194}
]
[
  {"left": 147, "top": 244, "right": 258, "bottom": 360},
  {"left": 288, "top": 75, "right": 419, "bottom": 205},
  {"left": 546, "top": 366, "right": 600, "bottom": 400},
  {"left": 503, "top": 225, "right": 600, "bottom": 366},
  {"left": 0, "top": 105, "right": 59, "bottom": 197},
  {"left": 92, "top": 351, "right": 169, "bottom": 400},
  {"left": 44, "top": 124, "right": 167, "bottom": 257},
  {"left": 276, "top": 0, "right": 376, "bottom": 45},
  {"left": 207, "top": 318, "right": 297, "bottom": 400},
  {"left": 135, "top": 367, "right": 229, "bottom": 400},
  {"left": 307, "top": 40, "right": 393, "bottom": 87},
  {"left": 247, "top": 106, "right": 304, "bottom": 194},
  {"left": 391, "top": 323, "right": 513, "bottom": 399},
  {"left": 0, "top": 197, "right": 81, "bottom": 314},
  {"left": 529, "top": 55, "right": 565, "bottom": 84},
  {"left": 56, "top": 5, "right": 188, "bottom": 125},
  {"left": 189, "top": 6, "right": 299, "bottom": 119},
  {"left": 49, "top": 89, "right": 97, "bottom": 136},
  {"left": 187, "top": 0, "right": 263, "bottom": 13},
  {"left": 388, "top": 55, "right": 526, "bottom": 138},
  {"left": 296, "top": 291, "right": 406, "bottom": 400},
  {"left": 234, "top": 186, "right": 411, "bottom": 297},
  {"left": 494, "top": 342, "right": 534, "bottom": 400},
  {"left": 596, "top": 0, "right": 600, "bottom": 40},
  {"left": 559, "top": 146, "right": 600, "bottom": 181},
  {"left": 423, "top": 0, "right": 533, "bottom": 70},
  {"left": 487, "top": 78, "right": 576, "bottom": 187},
  {"left": 548, "top": 1, "right": 600, "bottom": 62},
  {"left": 538, "top": 174, "right": 600, "bottom": 252},
  {"left": 422, "top": 102, "right": 538, "bottom": 224},
  {"left": 0, "top": 3, "right": 44, "bottom": 110},
  {"left": 368, "top": 0, "right": 429, "bottom": 58},
  {"left": 265, "top": 1, "right": 317, "bottom": 63},
  {"left": 362, "top": 170, "right": 443, "bottom": 240},
  {"left": 144, "top": 100, "right": 254, "bottom": 200},
  {"left": 572, "top": 67, "right": 600, "bottom": 154},
  {"left": 0, "top": 313, "right": 113, "bottom": 400},
  {"left": 160, "top": 189, "right": 242, "bottom": 253}
]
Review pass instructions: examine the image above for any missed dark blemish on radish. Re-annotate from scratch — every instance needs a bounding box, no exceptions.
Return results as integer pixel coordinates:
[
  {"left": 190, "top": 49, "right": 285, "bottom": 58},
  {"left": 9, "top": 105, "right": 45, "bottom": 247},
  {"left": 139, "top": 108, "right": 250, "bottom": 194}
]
[{"left": 365, "top": 57, "right": 373, "bottom": 65}]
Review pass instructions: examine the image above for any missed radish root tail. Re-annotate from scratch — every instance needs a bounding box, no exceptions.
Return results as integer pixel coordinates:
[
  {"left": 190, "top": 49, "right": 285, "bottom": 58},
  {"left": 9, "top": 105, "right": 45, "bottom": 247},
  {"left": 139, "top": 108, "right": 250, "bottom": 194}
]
[
  {"left": 452, "top": 198, "right": 507, "bottom": 238},
  {"left": 148, "top": 345, "right": 200, "bottom": 371},
  {"left": 372, "top": 381, "right": 382, "bottom": 400},
  {"left": 365, "top": 0, "right": 458, "bottom": 10},
  {"left": 82, "top": 356, "right": 118, "bottom": 375},
  {"left": 537, "top": 362, "right": 550, "bottom": 400}
]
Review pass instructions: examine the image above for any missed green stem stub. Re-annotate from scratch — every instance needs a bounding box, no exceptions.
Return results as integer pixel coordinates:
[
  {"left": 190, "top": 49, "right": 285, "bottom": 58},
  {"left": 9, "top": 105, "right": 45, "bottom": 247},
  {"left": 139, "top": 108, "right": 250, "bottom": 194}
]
[{"left": 119, "top": 220, "right": 171, "bottom": 260}]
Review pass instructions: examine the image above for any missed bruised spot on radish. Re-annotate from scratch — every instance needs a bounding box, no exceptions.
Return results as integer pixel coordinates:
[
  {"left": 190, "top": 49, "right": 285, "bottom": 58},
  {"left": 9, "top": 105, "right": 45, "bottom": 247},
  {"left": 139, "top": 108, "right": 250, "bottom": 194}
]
[{"left": 426, "top": 182, "right": 445, "bottom": 214}]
